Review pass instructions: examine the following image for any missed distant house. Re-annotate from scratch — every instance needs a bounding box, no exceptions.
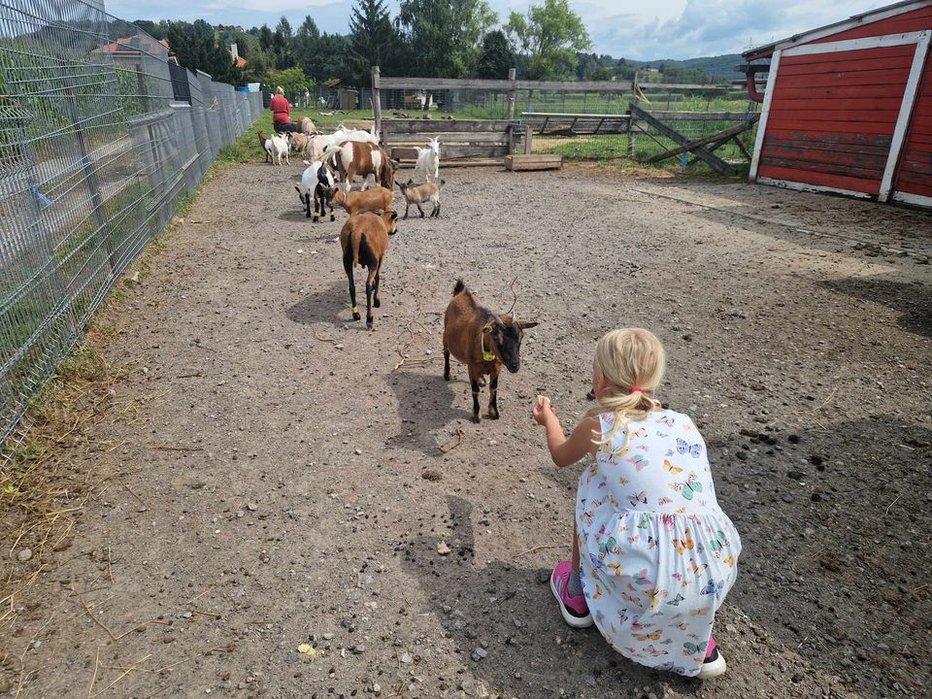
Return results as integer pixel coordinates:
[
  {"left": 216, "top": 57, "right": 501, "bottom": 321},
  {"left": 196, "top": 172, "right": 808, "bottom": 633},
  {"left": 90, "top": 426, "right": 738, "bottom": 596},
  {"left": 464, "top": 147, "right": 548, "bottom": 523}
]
[
  {"left": 743, "top": 0, "right": 932, "bottom": 208},
  {"left": 229, "top": 43, "right": 247, "bottom": 69},
  {"left": 92, "top": 33, "right": 173, "bottom": 63}
]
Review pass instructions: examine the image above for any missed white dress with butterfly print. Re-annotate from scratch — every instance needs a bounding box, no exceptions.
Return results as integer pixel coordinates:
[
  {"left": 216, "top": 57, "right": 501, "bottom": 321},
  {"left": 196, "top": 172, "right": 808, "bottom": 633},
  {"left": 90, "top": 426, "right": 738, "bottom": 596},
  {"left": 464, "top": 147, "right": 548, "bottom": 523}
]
[{"left": 575, "top": 410, "right": 741, "bottom": 677}]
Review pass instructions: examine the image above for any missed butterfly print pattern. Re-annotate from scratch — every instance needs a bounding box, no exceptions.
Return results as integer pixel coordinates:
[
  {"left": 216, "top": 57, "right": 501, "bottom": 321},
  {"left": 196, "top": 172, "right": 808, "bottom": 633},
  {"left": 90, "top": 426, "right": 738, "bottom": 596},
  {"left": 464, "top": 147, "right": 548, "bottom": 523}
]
[{"left": 574, "top": 410, "right": 741, "bottom": 678}]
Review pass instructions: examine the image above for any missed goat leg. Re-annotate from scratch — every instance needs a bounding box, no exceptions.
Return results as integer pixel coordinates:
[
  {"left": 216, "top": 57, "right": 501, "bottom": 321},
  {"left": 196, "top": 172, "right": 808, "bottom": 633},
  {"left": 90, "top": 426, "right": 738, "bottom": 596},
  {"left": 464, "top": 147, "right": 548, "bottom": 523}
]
[
  {"left": 373, "top": 268, "right": 381, "bottom": 308},
  {"left": 469, "top": 376, "right": 481, "bottom": 423},
  {"left": 443, "top": 345, "right": 451, "bottom": 380},
  {"left": 417, "top": 202, "right": 425, "bottom": 218},
  {"left": 344, "top": 251, "right": 360, "bottom": 321},
  {"left": 403, "top": 201, "right": 410, "bottom": 220},
  {"left": 488, "top": 366, "right": 500, "bottom": 419},
  {"left": 431, "top": 200, "right": 440, "bottom": 218},
  {"left": 365, "top": 267, "right": 377, "bottom": 330}
]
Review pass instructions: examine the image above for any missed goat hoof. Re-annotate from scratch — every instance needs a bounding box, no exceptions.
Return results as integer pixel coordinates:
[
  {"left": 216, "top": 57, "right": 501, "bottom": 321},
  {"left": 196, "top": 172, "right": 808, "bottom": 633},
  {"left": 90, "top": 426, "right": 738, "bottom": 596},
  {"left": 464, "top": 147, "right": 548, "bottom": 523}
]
[
  {"left": 352, "top": 312, "right": 361, "bottom": 321},
  {"left": 472, "top": 415, "right": 481, "bottom": 424},
  {"left": 366, "top": 320, "right": 374, "bottom": 330},
  {"left": 373, "top": 298, "right": 381, "bottom": 308},
  {"left": 443, "top": 373, "right": 450, "bottom": 381},
  {"left": 330, "top": 215, "right": 335, "bottom": 221},
  {"left": 477, "top": 377, "right": 487, "bottom": 388},
  {"left": 487, "top": 411, "right": 499, "bottom": 420},
  {"left": 586, "top": 389, "right": 596, "bottom": 400}
]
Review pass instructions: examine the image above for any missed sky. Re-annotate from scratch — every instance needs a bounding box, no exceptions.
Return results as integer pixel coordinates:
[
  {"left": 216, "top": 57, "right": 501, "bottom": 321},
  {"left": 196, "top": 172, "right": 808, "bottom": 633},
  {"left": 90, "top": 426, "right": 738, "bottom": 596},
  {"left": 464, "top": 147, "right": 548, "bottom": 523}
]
[{"left": 104, "top": 0, "right": 893, "bottom": 60}]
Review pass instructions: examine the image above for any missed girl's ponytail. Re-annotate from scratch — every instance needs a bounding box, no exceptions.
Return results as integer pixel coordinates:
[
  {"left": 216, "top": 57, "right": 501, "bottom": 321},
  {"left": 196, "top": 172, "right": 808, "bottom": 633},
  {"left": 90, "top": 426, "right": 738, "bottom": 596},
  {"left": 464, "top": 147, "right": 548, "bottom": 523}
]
[{"left": 586, "top": 329, "right": 665, "bottom": 452}]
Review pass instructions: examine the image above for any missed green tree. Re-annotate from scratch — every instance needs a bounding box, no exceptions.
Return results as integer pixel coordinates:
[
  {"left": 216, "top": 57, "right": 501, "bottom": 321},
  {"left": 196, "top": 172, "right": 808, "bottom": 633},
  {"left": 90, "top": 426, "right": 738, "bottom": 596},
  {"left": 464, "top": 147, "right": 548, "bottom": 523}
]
[
  {"left": 505, "top": 0, "right": 591, "bottom": 80},
  {"left": 265, "top": 66, "right": 312, "bottom": 97},
  {"left": 348, "top": 0, "right": 400, "bottom": 86},
  {"left": 166, "top": 20, "right": 240, "bottom": 83},
  {"left": 272, "top": 17, "right": 295, "bottom": 69},
  {"left": 396, "top": 0, "right": 496, "bottom": 78},
  {"left": 475, "top": 29, "right": 515, "bottom": 79}
]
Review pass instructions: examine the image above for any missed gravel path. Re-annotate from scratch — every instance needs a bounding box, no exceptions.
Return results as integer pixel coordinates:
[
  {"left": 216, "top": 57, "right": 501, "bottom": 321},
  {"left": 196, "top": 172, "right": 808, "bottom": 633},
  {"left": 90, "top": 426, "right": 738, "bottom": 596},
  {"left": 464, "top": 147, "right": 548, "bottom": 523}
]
[{"left": 1, "top": 164, "right": 929, "bottom": 699}]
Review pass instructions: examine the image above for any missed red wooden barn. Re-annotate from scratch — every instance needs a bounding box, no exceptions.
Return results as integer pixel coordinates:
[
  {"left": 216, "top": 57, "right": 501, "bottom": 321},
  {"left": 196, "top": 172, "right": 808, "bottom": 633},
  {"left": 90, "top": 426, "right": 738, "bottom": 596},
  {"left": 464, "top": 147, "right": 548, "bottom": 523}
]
[{"left": 743, "top": 0, "right": 932, "bottom": 208}]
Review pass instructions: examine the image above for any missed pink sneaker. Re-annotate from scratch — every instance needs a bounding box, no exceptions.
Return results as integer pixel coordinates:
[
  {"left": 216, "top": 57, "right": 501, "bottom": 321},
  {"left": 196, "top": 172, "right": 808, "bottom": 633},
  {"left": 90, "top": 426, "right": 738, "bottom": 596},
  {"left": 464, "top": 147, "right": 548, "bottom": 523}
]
[
  {"left": 698, "top": 635, "right": 727, "bottom": 679},
  {"left": 550, "top": 561, "right": 593, "bottom": 628}
]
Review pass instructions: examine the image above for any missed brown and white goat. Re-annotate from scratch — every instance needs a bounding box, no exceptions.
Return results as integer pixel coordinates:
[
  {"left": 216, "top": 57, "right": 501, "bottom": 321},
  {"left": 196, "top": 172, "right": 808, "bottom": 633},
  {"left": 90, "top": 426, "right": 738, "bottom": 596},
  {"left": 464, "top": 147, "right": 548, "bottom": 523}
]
[
  {"left": 395, "top": 178, "right": 443, "bottom": 219},
  {"left": 323, "top": 141, "right": 395, "bottom": 192},
  {"left": 442, "top": 280, "right": 538, "bottom": 423},
  {"left": 330, "top": 186, "right": 394, "bottom": 216},
  {"left": 340, "top": 211, "right": 399, "bottom": 330}
]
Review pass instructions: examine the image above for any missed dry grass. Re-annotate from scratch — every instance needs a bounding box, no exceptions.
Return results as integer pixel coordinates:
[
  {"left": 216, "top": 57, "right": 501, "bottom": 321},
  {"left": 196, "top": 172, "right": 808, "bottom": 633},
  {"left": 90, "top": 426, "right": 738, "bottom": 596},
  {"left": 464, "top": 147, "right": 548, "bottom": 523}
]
[{"left": 0, "top": 216, "right": 184, "bottom": 633}]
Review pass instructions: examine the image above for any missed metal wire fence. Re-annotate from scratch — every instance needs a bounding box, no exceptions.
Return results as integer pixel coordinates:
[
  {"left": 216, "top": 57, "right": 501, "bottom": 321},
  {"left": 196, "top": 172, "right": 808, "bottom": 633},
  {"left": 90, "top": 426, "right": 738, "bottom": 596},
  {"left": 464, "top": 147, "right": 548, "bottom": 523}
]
[{"left": 0, "top": 0, "right": 261, "bottom": 452}]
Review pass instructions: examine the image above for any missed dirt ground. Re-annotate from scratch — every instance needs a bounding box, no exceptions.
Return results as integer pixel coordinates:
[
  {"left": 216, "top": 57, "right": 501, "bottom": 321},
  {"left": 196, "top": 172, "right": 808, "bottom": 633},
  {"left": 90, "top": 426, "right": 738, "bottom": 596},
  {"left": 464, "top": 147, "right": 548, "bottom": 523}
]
[{"left": 1, "top": 163, "right": 930, "bottom": 699}]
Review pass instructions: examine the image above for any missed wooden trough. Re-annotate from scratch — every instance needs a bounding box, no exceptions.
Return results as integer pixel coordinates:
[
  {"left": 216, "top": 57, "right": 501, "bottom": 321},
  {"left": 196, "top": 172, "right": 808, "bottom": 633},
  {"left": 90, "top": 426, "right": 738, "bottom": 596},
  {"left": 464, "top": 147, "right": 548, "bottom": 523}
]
[{"left": 504, "top": 154, "right": 563, "bottom": 171}]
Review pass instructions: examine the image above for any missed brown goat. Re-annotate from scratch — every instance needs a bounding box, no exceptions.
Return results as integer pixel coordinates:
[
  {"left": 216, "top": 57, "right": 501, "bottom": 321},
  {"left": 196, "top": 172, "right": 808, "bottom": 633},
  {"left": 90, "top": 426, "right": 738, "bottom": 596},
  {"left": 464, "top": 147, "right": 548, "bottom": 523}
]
[
  {"left": 340, "top": 211, "right": 399, "bottom": 329},
  {"left": 395, "top": 178, "right": 444, "bottom": 219},
  {"left": 258, "top": 130, "right": 269, "bottom": 163},
  {"left": 290, "top": 132, "right": 309, "bottom": 156},
  {"left": 330, "top": 186, "right": 394, "bottom": 216},
  {"left": 443, "top": 280, "right": 538, "bottom": 423}
]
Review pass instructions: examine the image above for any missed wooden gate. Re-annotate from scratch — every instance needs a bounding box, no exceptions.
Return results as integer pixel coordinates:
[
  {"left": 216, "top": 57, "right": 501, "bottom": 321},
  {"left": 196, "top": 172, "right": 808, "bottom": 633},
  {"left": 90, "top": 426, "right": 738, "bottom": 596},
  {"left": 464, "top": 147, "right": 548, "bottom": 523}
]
[{"left": 380, "top": 119, "right": 528, "bottom": 167}]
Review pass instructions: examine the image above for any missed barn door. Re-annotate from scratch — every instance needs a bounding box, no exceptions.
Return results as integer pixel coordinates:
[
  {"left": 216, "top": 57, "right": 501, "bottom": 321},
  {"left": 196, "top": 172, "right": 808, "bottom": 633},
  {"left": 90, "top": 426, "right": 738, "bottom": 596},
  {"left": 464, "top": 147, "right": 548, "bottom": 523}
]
[
  {"left": 890, "top": 32, "right": 932, "bottom": 206},
  {"left": 752, "top": 31, "right": 930, "bottom": 200}
]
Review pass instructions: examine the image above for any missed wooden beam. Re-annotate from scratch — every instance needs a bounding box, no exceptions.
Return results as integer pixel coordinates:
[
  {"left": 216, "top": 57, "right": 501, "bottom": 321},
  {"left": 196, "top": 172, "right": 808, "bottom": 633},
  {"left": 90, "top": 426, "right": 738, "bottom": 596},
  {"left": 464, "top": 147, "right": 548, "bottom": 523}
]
[
  {"left": 380, "top": 77, "right": 633, "bottom": 92},
  {"left": 643, "top": 121, "right": 758, "bottom": 164},
  {"left": 629, "top": 103, "right": 737, "bottom": 175},
  {"left": 381, "top": 118, "right": 513, "bottom": 133}
]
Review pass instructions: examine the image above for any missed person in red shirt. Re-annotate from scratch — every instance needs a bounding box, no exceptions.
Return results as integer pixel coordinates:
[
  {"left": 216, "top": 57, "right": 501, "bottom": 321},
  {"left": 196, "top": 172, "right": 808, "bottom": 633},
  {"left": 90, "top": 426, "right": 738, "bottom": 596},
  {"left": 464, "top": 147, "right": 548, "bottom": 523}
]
[{"left": 269, "top": 86, "right": 294, "bottom": 133}]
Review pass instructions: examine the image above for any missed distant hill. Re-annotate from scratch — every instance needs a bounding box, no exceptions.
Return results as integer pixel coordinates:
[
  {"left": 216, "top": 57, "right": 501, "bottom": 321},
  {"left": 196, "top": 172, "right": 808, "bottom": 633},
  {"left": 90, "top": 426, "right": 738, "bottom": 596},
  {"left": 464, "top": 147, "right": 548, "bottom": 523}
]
[{"left": 623, "top": 54, "right": 744, "bottom": 81}]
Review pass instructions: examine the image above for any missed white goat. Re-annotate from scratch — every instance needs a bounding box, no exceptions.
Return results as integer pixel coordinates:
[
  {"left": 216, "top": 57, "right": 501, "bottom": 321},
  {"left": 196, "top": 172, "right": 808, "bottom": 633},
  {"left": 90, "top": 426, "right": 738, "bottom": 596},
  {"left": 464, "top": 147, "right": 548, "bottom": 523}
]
[
  {"left": 265, "top": 133, "right": 290, "bottom": 166},
  {"left": 414, "top": 136, "right": 440, "bottom": 182}
]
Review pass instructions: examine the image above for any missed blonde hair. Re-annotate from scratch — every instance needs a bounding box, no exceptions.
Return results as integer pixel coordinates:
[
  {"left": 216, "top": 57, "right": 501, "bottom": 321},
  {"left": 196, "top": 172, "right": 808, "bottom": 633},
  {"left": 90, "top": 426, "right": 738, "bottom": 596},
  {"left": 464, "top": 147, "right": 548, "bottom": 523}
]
[
  {"left": 587, "top": 328, "right": 665, "bottom": 451},
  {"left": 275, "top": 86, "right": 284, "bottom": 95}
]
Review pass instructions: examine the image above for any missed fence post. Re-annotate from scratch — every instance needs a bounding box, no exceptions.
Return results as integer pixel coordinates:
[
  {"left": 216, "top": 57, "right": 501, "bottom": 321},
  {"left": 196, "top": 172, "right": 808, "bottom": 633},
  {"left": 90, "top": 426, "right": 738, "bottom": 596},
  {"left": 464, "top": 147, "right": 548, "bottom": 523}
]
[
  {"left": 371, "top": 65, "right": 382, "bottom": 139},
  {"left": 524, "top": 125, "right": 533, "bottom": 155},
  {"left": 61, "top": 77, "right": 114, "bottom": 276},
  {"left": 627, "top": 101, "right": 637, "bottom": 159},
  {"left": 506, "top": 67, "right": 517, "bottom": 121}
]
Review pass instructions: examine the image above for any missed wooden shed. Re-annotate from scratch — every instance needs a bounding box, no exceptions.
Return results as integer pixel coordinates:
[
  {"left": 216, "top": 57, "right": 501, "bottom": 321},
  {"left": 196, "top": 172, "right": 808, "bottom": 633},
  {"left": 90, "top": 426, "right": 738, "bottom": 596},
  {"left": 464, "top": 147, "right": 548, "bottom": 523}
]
[{"left": 744, "top": 0, "right": 932, "bottom": 208}]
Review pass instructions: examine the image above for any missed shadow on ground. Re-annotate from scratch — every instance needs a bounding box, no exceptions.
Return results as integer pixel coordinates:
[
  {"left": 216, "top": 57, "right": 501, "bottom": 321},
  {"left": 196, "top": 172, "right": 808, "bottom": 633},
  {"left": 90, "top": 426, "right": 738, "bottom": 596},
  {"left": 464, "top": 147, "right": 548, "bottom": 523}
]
[
  {"left": 286, "top": 280, "right": 354, "bottom": 329},
  {"left": 398, "top": 495, "right": 696, "bottom": 697},
  {"left": 818, "top": 275, "right": 932, "bottom": 337},
  {"left": 386, "top": 371, "right": 472, "bottom": 456}
]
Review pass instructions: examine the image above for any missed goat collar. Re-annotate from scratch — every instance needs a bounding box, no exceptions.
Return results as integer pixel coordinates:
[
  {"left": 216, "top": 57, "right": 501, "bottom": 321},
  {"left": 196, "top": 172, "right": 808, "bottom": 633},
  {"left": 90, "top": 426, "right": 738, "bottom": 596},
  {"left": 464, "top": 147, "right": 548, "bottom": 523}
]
[{"left": 480, "top": 332, "right": 495, "bottom": 362}]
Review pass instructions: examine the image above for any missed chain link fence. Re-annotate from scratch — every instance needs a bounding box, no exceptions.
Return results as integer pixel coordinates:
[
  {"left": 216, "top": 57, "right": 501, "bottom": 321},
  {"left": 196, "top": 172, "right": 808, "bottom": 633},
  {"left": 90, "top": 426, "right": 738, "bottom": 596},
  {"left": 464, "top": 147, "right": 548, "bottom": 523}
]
[{"left": 0, "top": 0, "right": 261, "bottom": 452}]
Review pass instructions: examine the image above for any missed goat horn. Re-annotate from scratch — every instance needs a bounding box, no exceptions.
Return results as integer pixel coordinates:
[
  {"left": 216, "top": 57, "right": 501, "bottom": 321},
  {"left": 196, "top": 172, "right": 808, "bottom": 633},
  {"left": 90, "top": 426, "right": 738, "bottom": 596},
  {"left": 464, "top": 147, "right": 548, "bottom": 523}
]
[{"left": 506, "top": 276, "right": 518, "bottom": 318}]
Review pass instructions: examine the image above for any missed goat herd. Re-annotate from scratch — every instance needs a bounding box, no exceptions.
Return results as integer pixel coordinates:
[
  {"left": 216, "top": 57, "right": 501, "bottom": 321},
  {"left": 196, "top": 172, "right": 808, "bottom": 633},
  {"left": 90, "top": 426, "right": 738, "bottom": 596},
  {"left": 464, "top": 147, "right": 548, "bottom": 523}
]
[{"left": 257, "top": 118, "right": 537, "bottom": 424}]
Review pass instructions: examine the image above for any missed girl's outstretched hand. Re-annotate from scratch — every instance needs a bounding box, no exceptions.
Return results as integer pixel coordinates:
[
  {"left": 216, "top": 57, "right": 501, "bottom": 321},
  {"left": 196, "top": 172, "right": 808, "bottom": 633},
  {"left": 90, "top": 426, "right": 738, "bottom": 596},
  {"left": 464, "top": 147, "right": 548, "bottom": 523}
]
[{"left": 532, "top": 395, "right": 556, "bottom": 425}]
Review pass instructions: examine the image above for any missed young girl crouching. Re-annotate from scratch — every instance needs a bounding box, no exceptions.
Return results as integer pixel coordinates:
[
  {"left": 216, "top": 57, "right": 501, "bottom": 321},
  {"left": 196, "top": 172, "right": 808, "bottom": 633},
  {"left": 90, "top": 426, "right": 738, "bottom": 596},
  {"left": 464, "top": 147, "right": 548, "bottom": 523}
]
[{"left": 532, "top": 328, "right": 741, "bottom": 679}]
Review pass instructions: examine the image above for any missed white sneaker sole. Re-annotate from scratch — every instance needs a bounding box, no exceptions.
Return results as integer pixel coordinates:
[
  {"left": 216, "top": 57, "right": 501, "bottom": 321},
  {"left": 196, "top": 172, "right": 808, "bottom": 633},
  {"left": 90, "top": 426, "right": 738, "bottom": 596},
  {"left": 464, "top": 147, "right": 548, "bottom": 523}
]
[
  {"left": 550, "top": 575, "right": 594, "bottom": 629},
  {"left": 697, "top": 653, "right": 727, "bottom": 679}
]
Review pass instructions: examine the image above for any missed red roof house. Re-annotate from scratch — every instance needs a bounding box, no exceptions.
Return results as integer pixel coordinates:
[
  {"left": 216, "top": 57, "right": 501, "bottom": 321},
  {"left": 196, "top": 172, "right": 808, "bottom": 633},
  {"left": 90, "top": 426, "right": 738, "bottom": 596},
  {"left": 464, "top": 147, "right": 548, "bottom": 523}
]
[{"left": 743, "top": 0, "right": 932, "bottom": 208}]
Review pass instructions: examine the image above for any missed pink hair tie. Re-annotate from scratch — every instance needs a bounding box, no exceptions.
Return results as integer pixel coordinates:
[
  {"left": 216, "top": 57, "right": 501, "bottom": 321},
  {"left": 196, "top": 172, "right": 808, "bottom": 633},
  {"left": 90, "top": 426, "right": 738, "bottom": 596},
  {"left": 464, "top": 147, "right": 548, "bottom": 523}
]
[{"left": 631, "top": 386, "right": 644, "bottom": 393}]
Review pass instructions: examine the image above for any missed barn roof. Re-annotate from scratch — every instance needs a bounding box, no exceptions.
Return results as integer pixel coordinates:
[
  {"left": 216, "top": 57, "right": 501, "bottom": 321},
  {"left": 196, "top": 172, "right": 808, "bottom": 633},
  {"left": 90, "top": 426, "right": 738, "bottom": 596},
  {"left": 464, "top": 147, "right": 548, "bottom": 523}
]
[{"left": 743, "top": 0, "right": 932, "bottom": 60}]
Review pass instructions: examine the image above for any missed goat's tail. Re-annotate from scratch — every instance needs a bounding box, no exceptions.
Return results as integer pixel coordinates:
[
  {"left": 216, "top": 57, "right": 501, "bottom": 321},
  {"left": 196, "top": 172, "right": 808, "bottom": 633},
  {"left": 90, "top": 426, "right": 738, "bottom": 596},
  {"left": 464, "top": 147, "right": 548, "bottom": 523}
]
[
  {"left": 351, "top": 230, "right": 364, "bottom": 267},
  {"left": 452, "top": 279, "right": 466, "bottom": 296}
]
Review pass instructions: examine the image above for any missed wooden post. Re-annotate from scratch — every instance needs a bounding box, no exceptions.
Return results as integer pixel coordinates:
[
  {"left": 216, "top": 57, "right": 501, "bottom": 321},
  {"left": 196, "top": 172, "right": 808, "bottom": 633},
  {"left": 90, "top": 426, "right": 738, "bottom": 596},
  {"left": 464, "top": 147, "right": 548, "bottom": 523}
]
[
  {"left": 627, "top": 103, "right": 636, "bottom": 159},
  {"left": 371, "top": 65, "right": 382, "bottom": 140},
  {"left": 506, "top": 68, "right": 516, "bottom": 121},
  {"left": 524, "top": 125, "right": 532, "bottom": 155}
]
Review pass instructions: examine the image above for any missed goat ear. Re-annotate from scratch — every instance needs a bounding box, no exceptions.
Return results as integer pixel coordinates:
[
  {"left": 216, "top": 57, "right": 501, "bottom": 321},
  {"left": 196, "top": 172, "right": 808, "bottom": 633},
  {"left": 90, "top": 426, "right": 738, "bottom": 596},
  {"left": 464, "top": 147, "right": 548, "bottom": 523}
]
[
  {"left": 517, "top": 320, "right": 539, "bottom": 330},
  {"left": 482, "top": 321, "right": 495, "bottom": 335}
]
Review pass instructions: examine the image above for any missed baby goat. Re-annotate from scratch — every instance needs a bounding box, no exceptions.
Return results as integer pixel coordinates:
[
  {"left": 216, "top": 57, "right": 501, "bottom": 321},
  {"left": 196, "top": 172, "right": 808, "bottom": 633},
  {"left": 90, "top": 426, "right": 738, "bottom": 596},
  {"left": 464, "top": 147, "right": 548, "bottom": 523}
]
[
  {"left": 340, "top": 211, "right": 399, "bottom": 330},
  {"left": 395, "top": 178, "right": 443, "bottom": 219},
  {"left": 265, "top": 132, "right": 290, "bottom": 166},
  {"left": 258, "top": 130, "right": 270, "bottom": 163},
  {"left": 330, "top": 186, "right": 394, "bottom": 216},
  {"left": 295, "top": 162, "right": 335, "bottom": 222},
  {"left": 442, "top": 280, "right": 538, "bottom": 423}
]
